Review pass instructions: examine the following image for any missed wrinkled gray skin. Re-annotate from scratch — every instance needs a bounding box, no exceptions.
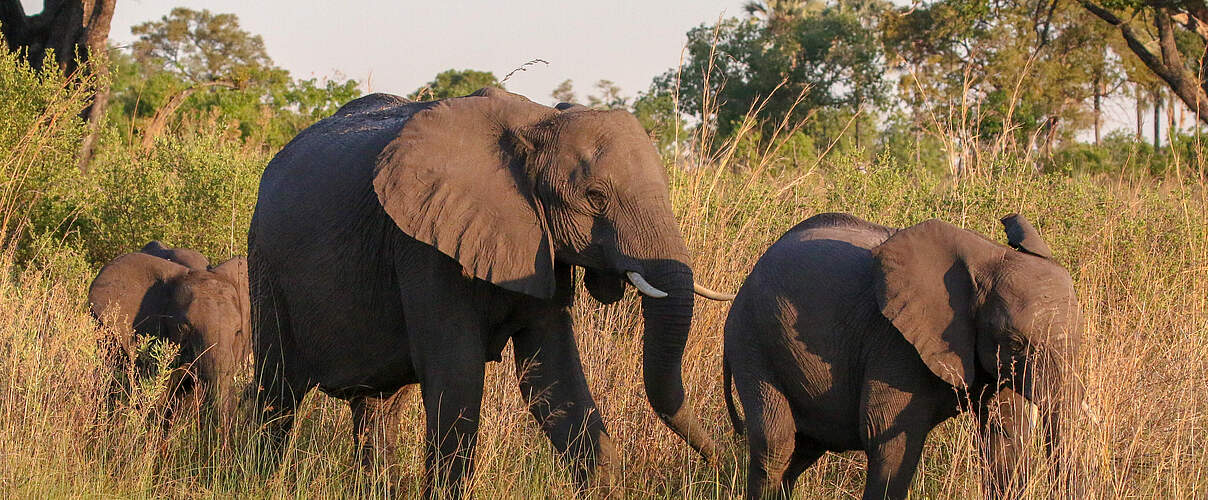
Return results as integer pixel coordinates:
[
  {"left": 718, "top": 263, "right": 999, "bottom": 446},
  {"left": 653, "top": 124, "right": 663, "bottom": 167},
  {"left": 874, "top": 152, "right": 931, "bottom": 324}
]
[
  {"left": 249, "top": 88, "right": 717, "bottom": 496},
  {"left": 724, "top": 213, "right": 1083, "bottom": 499},
  {"left": 89, "top": 250, "right": 251, "bottom": 433},
  {"left": 141, "top": 240, "right": 210, "bottom": 270}
]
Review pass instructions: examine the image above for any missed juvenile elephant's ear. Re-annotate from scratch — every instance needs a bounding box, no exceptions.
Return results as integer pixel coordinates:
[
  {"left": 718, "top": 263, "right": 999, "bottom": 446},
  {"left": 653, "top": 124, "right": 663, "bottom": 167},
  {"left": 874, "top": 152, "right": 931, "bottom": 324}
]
[
  {"left": 211, "top": 256, "right": 250, "bottom": 324},
  {"left": 555, "top": 102, "right": 589, "bottom": 112},
  {"left": 1000, "top": 213, "right": 1053, "bottom": 259},
  {"left": 374, "top": 89, "right": 559, "bottom": 298},
  {"left": 872, "top": 219, "right": 1005, "bottom": 388},
  {"left": 140, "top": 240, "right": 209, "bottom": 270},
  {"left": 88, "top": 253, "right": 190, "bottom": 335}
]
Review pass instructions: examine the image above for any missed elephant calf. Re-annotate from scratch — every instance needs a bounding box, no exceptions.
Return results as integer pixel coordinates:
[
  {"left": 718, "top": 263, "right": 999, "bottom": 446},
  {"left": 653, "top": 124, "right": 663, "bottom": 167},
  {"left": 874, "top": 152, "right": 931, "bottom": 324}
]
[
  {"left": 89, "top": 243, "right": 251, "bottom": 431},
  {"left": 724, "top": 213, "right": 1084, "bottom": 499}
]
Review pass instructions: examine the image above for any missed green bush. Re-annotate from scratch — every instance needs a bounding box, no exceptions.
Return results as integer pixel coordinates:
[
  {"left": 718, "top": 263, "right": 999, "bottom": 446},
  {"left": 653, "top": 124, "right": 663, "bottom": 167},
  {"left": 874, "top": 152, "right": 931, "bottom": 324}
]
[{"left": 81, "top": 124, "right": 267, "bottom": 265}]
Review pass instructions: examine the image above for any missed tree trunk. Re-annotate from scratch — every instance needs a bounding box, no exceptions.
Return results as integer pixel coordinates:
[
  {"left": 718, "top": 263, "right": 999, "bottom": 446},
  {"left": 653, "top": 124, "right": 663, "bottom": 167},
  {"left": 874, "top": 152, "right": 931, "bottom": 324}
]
[
  {"left": 1136, "top": 87, "right": 1144, "bottom": 140},
  {"left": 1093, "top": 72, "right": 1102, "bottom": 145},
  {"left": 1154, "top": 93, "right": 1161, "bottom": 149},
  {"left": 1082, "top": 2, "right": 1208, "bottom": 125},
  {"left": 0, "top": 0, "right": 116, "bottom": 172}
]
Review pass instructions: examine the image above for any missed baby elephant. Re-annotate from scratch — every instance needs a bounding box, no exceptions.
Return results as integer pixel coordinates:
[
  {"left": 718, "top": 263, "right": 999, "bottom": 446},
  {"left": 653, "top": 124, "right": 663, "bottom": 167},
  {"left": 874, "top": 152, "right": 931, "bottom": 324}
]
[
  {"left": 724, "top": 213, "right": 1083, "bottom": 499},
  {"left": 89, "top": 244, "right": 251, "bottom": 432}
]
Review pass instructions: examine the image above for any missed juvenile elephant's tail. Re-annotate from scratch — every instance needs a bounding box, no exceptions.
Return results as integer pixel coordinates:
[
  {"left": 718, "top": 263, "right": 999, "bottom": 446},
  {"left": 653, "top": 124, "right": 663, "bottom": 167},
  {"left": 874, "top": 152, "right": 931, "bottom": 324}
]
[{"left": 723, "top": 357, "right": 743, "bottom": 436}]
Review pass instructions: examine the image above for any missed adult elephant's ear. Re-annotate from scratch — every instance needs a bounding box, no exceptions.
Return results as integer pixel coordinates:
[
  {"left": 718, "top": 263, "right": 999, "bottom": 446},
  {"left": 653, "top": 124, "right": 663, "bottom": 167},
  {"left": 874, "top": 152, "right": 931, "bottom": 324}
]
[
  {"left": 373, "top": 89, "right": 559, "bottom": 298},
  {"left": 872, "top": 219, "right": 1005, "bottom": 388},
  {"left": 1000, "top": 213, "right": 1053, "bottom": 259},
  {"left": 88, "top": 253, "right": 190, "bottom": 335}
]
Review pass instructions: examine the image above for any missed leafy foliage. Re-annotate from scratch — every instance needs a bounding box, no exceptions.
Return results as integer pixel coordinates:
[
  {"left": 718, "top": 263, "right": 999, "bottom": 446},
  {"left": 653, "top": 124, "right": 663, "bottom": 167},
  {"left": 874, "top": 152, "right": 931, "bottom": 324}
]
[
  {"left": 409, "top": 69, "right": 501, "bottom": 100},
  {"left": 131, "top": 8, "right": 273, "bottom": 84},
  {"left": 111, "top": 7, "right": 359, "bottom": 150},
  {"left": 656, "top": 8, "right": 887, "bottom": 138}
]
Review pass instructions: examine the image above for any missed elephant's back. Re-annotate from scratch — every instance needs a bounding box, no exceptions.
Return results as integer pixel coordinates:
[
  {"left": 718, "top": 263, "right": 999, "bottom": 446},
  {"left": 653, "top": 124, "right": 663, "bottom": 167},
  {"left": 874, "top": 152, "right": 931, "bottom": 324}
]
[{"left": 738, "top": 213, "right": 893, "bottom": 309}]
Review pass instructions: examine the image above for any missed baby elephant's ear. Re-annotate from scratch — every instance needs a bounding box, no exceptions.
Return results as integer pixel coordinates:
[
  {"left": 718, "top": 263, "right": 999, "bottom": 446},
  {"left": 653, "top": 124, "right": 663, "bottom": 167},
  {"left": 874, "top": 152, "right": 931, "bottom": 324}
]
[
  {"left": 88, "top": 253, "right": 189, "bottom": 335},
  {"left": 873, "top": 220, "right": 1004, "bottom": 388},
  {"left": 211, "top": 257, "right": 250, "bottom": 321},
  {"left": 1000, "top": 214, "right": 1053, "bottom": 259}
]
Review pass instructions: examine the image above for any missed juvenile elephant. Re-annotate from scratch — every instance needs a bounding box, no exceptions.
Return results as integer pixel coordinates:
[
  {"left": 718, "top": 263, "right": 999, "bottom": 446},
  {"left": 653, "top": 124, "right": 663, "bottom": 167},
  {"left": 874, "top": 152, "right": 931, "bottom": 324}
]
[
  {"left": 89, "top": 248, "right": 251, "bottom": 431},
  {"left": 724, "top": 213, "right": 1083, "bottom": 499},
  {"left": 249, "top": 88, "right": 730, "bottom": 495}
]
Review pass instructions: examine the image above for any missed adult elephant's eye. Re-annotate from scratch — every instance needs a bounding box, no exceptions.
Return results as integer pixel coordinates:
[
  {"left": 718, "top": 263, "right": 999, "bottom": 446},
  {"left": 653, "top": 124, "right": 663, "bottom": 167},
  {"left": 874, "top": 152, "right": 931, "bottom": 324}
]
[
  {"left": 586, "top": 188, "right": 608, "bottom": 212},
  {"left": 1006, "top": 335, "right": 1026, "bottom": 353}
]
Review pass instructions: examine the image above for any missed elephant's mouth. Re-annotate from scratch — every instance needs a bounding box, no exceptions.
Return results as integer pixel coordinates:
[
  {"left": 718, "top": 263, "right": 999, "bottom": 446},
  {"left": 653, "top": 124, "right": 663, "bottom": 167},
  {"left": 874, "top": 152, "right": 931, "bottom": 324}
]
[{"left": 583, "top": 268, "right": 627, "bottom": 304}]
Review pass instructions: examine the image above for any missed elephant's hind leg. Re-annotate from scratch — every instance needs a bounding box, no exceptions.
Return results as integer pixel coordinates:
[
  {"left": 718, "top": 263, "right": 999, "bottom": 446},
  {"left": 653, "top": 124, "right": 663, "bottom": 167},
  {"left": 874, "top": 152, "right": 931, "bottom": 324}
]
[
  {"left": 248, "top": 252, "right": 304, "bottom": 456},
  {"left": 738, "top": 377, "right": 798, "bottom": 500},
  {"left": 781, "top": 434, "right": 826, "bottom": 493}
]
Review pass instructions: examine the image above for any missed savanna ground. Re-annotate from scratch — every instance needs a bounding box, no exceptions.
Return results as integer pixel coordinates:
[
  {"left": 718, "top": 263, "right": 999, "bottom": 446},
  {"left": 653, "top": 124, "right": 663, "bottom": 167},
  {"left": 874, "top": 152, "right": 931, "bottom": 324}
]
[{"left": 1, "top": 49, "right": 1207, "bottom": 500}]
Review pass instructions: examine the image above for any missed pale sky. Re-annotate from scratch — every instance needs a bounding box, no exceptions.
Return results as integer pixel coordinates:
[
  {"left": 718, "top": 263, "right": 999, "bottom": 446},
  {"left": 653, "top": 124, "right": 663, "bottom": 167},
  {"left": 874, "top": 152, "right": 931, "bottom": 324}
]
[{"left": 85, "top": 0, "right": 748, "bottom": 105}]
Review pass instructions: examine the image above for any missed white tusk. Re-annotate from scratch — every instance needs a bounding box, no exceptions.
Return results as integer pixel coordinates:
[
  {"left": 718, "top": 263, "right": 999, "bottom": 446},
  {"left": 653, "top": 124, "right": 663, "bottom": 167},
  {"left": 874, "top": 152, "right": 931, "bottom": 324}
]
[
  {"left": 694, "top": 283, "right": 736, "bottom": 301},
  {"left": 1027, "top": 404, "right": 1041, "bottom": 428},
  {"left": 626, "top": 271, "right": 668, "bottom": 298}
]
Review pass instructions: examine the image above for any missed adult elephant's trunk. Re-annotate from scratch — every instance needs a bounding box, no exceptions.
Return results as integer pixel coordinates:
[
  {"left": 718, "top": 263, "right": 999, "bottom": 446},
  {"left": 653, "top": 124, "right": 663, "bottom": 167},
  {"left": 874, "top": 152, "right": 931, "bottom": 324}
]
[{"left": 637, "top": 257, "right": 717, "bottom": 463}]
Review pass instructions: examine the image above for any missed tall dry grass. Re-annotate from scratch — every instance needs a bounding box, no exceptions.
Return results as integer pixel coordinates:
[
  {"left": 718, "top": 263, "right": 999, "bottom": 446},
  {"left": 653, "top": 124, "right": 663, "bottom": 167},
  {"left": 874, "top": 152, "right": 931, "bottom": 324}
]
[{"left": 2, "top": 61, "right": 1207, "bottom": 500}]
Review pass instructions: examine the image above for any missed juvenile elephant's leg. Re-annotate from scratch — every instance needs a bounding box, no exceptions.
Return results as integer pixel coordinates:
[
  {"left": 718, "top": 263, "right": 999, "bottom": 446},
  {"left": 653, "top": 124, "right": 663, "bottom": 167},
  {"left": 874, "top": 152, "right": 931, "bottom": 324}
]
[
  {"left": 513, "top": 307, "right": 617, "bottom": 495},
  {"left": 351, "top": 387, "right": 411, "bottom": 470},
  {"left": 781, "top": 435, "right": 826, "bottom": 493},
  {"left": 739, "top": 378, "right": 797, "bottom": 500}
]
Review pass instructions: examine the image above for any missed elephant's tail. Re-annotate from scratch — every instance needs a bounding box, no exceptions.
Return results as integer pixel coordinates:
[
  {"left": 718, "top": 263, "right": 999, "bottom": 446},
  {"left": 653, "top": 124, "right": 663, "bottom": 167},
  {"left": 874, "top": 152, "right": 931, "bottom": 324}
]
[{"left": 723, "top": 356, "right": 743, "bottom": 436}]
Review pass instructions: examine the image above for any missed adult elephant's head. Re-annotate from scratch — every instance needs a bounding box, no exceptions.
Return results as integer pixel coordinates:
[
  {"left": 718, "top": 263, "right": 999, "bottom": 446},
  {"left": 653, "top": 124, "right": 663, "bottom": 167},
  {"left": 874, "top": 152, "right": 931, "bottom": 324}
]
[
  {"left": 873, "top": 214, "right": 1083, "bottom": 478},
  {"left": 89, "top": 253, "right": 251, "bottom": 430},
  {"left": 373, "top": 88, "right": 723, "bottom": 460}
]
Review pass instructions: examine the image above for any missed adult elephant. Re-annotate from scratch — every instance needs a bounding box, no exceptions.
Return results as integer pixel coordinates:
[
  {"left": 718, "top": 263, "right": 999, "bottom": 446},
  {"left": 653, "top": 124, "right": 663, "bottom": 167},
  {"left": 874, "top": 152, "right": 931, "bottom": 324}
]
[
  {"left": 89, "top": 249, "right": 250, "bottom": 432},
  {"left": 248, "top": 88, "right": 729, "bottom": 495},
  {"left": 723, "top": 213, "right": 1084, "bottom": 499}
]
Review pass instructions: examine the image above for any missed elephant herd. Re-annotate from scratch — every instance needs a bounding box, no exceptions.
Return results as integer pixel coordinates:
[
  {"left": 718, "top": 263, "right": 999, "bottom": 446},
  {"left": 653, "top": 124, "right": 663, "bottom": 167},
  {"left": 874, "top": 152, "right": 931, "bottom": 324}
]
[{"left": 86, "top": 88, "right": 1085, "bottom": 499}]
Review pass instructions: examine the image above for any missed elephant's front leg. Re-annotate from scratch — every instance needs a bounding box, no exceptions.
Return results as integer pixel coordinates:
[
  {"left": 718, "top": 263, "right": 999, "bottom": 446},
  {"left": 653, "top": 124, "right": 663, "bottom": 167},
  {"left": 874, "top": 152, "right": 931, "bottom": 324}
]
[
  {"left": 415, "top": 330, "right": 486, "bottom": 498},
  {"left": 513, "top": 307, "right": 618, "bottom": 496}
]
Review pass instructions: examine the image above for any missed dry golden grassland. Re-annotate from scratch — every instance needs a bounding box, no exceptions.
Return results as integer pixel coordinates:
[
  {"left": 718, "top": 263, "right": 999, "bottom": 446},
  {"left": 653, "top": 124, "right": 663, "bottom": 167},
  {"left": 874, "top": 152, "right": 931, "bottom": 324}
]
[{"left": 2, "top": 141, "right": 1206, "bottom": 498}]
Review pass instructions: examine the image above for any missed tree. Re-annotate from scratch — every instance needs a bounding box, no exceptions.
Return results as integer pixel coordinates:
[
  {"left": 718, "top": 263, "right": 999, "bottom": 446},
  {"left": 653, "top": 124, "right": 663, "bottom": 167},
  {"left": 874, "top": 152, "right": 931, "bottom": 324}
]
[
  {"left": 409, "top": 69, "right": 500, "bottom": 100},
  {"left": 128, "top": 8, "right": 283, "bottom": 150},
  {"left": 587, "top": 80, "right": 627, "bottom": 109},
  {"left": 883, "top": 0, "right": 1113, "bottom": 155},
  {"left": 0, "top": 0, "right": 116, "bottom": 171},
  {"left": 743, "top": 0, "right": 818, "bottom": 34},
  {"left": 551, "top": 79, "right": 576, "bottom": 103},
  {"left": 131, "top": 7, "right": 274, "bottom": 83},
  {"left": 113, "top": 8, "right": 358, "bottom": 150},
  {"left": 1080, "top": 0, "right": 1208, "bottom": 124},
  {"left": 656, "top": 5, "right": 888, "bottom": 139}
]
